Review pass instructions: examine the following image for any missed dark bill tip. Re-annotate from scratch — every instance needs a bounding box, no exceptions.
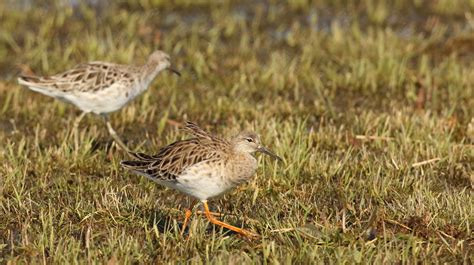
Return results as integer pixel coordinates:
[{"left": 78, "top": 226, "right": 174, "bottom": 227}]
[
  {"left": 258, "top": 146, "right": 283, "bottom": 162},
  {"left": 167, "top": 68, "right": 181, "bottom": 76}
]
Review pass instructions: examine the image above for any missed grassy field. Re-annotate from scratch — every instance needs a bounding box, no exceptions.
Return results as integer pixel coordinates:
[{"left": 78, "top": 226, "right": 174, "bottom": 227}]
[{"left": 0, "top": 0, "right": 473, "bottom": 263}]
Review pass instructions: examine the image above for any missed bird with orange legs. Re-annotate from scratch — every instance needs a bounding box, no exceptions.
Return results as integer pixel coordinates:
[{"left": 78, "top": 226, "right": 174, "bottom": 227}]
[{"left": 120, "top": 121, "right": 282, "bottom": 239}]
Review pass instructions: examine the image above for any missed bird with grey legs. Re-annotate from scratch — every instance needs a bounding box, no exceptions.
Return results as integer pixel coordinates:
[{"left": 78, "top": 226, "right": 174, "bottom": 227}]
[
  {"left": 120, "top": 121, "right": 282, "bottom": 239},
  {"left": 17, "top": 50, "right": 180, "bottom": 151}
]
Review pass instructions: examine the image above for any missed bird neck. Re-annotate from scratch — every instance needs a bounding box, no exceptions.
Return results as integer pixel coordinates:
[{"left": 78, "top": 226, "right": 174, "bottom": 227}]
[{"left": 140, "top": 62, "right": 161, "bottom": 84}]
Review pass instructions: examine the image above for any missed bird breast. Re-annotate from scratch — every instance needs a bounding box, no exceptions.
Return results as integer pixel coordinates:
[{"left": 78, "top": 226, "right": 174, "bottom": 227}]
[{"left": 226, "top": 153, "right": 258, "bottom": 185}]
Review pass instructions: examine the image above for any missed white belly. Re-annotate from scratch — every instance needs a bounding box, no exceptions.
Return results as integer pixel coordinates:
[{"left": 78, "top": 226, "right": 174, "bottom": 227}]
[
  {"left": 172, "top": 163, "right": 235, "bottom": 201},
  {"left": 61, "top": 82, "right": 146, "bottom": 114}
]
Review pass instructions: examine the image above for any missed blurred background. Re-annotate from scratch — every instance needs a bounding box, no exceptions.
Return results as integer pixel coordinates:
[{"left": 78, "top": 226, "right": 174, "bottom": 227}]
[
  {"left": 0, "top": 0, "right": 473, "bottom": 263},
  {"left": 1, "top": 1, "right": 473, "bottom": 122}
]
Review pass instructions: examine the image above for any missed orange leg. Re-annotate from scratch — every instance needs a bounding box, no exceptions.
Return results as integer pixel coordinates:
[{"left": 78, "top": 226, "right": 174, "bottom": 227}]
[
  {"left": 180, "top": 208, "right": 193, "bottom": 236},
  {"left": 202, "top": 201, "right": 259, "bottom": 239},
  {"left": 196, "top": 210, "right": 224, "bottom": 217},
  {"left": 180, "top": 200, "right": 197, "bottom": 236}
]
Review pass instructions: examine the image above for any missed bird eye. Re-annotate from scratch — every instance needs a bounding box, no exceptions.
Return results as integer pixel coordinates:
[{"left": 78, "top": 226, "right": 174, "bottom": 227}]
[{"left": 246, "top": 138, "right": 253, "bottom": 142}]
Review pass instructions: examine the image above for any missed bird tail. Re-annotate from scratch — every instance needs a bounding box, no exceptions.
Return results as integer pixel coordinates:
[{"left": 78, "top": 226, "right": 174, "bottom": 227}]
[
  {"left": 18, "top": 74, "right": 42, "bottom": 86},
  {"left": 17, "top": 74, "right": 63, "bottom": 98},
  {"left": 121, "top": 151, "right": 156, "bottom": 171},
  {"left": 121, "top": 154, "right": 165, "bottom": 184},
  {"left": 120, "top": 160, "right": 149, "bottom": 170},
  {"left": 121, "top": 152, "right": 172, "bottom": 186},
  {"left": 124, "top": 150, "right": 155, "bottom": 160}
]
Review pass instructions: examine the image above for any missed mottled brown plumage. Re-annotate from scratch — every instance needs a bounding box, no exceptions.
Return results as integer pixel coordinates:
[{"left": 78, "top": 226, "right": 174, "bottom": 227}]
[
  {"left": 19, "top": 62, "right": 140, "bottom": 93},
  {"left": 120, "top": 121, "right": 282, "bottom": 238},
  {"left": 123, "top": 121, "right": 230, "bottom": 183},
  {"left": 17, "top": 50, "right": 176, "bottom": 114},
  {"left": 17, "top": 50, "right": 180, "bottom": 151}
]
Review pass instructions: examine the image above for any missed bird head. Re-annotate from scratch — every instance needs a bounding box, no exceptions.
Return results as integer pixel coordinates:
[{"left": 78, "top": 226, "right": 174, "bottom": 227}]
[
  {"left": 232, "top": 131, "right": 282, "bottom": 161},
  {"left": 147, "top": 50, "right": 180, "bottom": 76}
]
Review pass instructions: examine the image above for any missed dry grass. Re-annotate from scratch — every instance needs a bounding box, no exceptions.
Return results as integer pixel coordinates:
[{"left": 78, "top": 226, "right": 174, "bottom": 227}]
[{"left": 0, "top": 0, "right": 473, "bottom": 263}]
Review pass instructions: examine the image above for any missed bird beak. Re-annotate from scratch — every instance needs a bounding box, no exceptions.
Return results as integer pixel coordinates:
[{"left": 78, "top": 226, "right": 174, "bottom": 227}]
[
  {"left": 167, "top": 67, "right": 181, "bottom": 76},
  {"left": 257, "top": 146, "right": 283, "bottom": 162}
]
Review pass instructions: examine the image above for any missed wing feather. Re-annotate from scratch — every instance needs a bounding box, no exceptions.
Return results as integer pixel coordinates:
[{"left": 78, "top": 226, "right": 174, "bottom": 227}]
[
  {"left": 121, "top": 138, "right": 229, "bottom": 181},
  {"left": 182, "top": 121, "right": 215, "bottom": 140},
  {"left": 18, "top": 62, "right": 136, "bottom": 93}
]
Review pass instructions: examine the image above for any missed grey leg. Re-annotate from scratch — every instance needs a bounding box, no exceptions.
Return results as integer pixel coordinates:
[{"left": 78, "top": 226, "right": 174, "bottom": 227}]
[
  {"left": 102, "top": 114, "right": 130, "bottom": 152},
  {"left": 73, "top": 112, "right": 87, "bottom": 151}
]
